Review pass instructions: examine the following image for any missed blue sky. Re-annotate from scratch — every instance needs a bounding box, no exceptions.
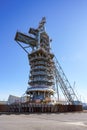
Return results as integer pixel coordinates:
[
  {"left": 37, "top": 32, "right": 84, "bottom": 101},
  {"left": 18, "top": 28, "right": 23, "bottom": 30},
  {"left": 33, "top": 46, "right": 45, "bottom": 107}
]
[{"left": 0, "top": 0, "right": 87, "bottom": 102}]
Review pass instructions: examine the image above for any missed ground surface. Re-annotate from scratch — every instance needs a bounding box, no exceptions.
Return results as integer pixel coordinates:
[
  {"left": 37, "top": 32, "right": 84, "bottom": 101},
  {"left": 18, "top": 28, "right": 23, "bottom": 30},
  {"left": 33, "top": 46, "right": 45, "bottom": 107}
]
[{"left": 0, "top": 112, "right": 87, "bottom": 130}]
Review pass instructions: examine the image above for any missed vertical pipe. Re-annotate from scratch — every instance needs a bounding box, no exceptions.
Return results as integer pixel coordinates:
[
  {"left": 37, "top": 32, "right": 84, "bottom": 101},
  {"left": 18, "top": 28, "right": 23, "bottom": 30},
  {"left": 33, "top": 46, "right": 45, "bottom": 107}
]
[
  {"left": 38, "top": 32, "right": 40, "bottom": 48},
  {"left": 56, "top": 78, "right": 59, "bottom": 102}
]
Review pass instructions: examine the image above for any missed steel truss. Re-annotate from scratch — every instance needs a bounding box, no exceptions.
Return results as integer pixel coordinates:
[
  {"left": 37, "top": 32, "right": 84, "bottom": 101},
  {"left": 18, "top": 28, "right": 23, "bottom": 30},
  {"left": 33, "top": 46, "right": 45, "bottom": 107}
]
[{"left": 53, "top": 56, "right": 80, "bottom": 104}]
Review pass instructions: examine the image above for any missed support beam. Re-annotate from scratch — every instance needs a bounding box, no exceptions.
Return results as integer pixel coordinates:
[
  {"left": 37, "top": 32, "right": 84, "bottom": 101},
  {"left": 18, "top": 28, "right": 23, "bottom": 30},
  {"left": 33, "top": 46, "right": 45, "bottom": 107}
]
[{"left": 15, "top": 32, "right": 37, "bottom": 46}]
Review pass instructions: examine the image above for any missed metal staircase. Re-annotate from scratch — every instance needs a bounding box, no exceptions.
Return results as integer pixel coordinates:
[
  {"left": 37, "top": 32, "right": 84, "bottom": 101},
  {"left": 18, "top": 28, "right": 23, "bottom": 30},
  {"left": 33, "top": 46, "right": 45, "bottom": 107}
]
[{"left": 54, "top": 56, "right": 80, "bottom": 105}]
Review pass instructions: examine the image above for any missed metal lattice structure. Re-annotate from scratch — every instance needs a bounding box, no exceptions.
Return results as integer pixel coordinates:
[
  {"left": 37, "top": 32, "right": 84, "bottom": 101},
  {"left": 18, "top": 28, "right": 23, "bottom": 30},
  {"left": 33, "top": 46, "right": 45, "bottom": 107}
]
[
  {"left": 15, "top": 17, "right": 80, "bottom": 104},
  {"left": 53, "top": 56, "right": 79, "bottom": 104}
]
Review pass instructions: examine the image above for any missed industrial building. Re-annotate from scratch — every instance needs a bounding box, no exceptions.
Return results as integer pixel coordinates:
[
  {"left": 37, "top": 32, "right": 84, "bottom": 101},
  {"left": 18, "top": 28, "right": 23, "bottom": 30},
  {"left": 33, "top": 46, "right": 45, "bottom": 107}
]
[
  {"left": 0, "top": 17, "right": 82, "bottom": 113},
  {"left": 15, "top": 17, "right": 80, "bottom": 104}
]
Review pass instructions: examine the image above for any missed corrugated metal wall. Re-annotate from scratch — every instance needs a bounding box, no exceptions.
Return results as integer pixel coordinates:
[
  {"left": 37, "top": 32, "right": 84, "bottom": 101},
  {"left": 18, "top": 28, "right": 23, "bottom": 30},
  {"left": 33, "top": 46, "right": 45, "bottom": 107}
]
[
  {"left": 0, "top": 104, "right": 9, "bottom": 112},
  {"left": 8, "top": 103, "right": 82, "bottom": 113},
  {"left": 0, "top": 104, "right": 82, "bottom": 113}
]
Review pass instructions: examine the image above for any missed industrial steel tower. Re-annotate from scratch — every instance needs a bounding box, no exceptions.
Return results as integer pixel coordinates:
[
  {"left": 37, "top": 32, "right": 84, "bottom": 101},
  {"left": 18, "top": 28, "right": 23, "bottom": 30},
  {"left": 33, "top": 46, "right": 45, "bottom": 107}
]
[
  {"left": 15, "top": 17, "right": 80, "bottom": 104},
  {"left": 15, "top": 17, "right": 55, "bottom": 103}
]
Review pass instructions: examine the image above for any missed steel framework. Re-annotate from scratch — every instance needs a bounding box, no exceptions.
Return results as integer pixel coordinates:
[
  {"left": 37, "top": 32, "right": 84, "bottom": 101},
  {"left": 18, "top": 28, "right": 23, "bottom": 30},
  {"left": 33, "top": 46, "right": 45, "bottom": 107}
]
[
  {"left": 53, "top": 56, "right": 80, "bottom": 104},
  {"left": 14, "top": 17, "right": 80, "bottom": 104}
]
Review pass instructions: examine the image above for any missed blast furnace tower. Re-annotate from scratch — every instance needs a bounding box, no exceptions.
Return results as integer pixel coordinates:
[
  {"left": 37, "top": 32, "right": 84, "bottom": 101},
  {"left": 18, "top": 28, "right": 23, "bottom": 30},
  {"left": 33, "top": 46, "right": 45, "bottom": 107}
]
[
  {"left": 15, "top": 17, "right": 80, "bottom": 105},
  {"left": 15, "top": 17, "right": 55, "bottom": 103}
]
